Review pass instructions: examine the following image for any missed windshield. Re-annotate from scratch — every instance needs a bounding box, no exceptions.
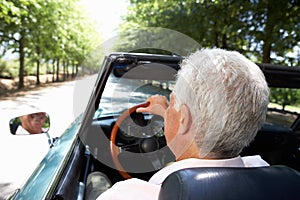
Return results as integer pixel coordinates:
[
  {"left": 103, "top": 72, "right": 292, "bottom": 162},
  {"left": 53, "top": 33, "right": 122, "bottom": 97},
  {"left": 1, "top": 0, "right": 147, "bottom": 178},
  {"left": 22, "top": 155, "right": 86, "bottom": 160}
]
[
  {"left": 94, "top": 63, "right": 176, "bottom": 119},
  {"left": 266, "top": 108, "right": 299, "bottom": 128},
  {"left": 94, "top": 58, "right": 300, "bottom": 128}
]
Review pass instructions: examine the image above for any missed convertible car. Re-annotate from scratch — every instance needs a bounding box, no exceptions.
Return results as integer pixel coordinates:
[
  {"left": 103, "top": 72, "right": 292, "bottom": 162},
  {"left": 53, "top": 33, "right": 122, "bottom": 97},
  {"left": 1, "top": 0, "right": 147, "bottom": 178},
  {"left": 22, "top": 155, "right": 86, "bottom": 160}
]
[{"left": 8, "top": 52, "right": 300, "bottom": 199}]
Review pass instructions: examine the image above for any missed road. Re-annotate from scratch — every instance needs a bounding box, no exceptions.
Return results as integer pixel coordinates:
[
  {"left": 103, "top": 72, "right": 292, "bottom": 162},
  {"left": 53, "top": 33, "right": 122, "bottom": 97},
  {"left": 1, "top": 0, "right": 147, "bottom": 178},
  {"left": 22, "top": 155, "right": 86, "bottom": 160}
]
[{"left": 0, "top": 75, "right": 97, "bottom": 199}]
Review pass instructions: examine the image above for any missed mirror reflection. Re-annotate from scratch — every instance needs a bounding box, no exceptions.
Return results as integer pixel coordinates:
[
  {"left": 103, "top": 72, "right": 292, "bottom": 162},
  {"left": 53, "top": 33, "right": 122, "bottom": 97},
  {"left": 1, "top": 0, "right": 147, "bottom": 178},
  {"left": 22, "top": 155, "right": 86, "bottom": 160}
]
[{"left": 9, "top": 112, "right": 50, "bottom": 135}]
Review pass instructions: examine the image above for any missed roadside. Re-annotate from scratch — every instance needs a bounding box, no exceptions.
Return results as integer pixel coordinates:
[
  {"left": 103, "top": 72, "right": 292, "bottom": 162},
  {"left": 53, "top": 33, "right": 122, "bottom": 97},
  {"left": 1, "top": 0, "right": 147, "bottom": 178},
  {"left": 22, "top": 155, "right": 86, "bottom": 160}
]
[{"left": 0, "top": 74, "right": 85, "bottom": 101}]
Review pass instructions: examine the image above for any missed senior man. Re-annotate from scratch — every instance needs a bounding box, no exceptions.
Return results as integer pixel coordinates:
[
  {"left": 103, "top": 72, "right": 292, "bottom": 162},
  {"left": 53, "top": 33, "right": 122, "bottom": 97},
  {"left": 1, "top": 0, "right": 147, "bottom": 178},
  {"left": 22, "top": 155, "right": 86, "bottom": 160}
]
[{"left": 95, "top": 48, "right": 270, "bottom": 200}]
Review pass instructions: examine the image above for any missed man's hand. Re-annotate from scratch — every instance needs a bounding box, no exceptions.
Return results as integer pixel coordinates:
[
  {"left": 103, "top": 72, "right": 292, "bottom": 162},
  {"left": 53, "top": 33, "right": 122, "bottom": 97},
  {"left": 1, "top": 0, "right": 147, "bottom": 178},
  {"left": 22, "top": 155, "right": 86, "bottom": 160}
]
[{"left": 136, "top": 95, "right": 169, "bottom": 118}]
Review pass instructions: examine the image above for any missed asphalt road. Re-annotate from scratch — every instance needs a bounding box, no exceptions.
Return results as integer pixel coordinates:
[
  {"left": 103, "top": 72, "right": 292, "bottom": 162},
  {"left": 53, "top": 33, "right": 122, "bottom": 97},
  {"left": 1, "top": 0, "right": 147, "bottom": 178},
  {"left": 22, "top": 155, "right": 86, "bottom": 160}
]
[{"left": 0, "top": 75, "right": 97, "bottom": 199}]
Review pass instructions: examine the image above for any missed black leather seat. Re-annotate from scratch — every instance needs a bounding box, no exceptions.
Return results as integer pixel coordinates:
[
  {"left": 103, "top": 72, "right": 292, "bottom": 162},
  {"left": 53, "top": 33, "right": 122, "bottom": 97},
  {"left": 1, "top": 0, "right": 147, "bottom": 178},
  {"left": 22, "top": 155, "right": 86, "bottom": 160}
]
[{"left": 158, "top": 166, "right": 300, "bottom": 200}]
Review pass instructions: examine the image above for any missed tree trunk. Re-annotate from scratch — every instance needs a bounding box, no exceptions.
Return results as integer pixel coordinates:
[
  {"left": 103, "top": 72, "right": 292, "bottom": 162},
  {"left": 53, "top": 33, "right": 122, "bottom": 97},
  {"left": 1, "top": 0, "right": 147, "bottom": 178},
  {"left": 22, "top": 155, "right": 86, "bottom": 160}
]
[
  {"left": 52, "top": 60, "right": 55, "bottom": 82},
  {"left": 56, "top": 58, "right": 60, "bottom": 82},
  {"left": 63, "top": 60, "right": 66, "bottom": 81},
  {"left": 214, "top": 32, "right": 219, "bottom": 47},
  {"left": 72, "top": 61, "right": 75, "bottom": 78},
  {"left": 66, "top": 60, "right": 69, "bottom": 79},
  {"left": 76, "top": 64, "right": 79, "bottom": 76},
  {"left": 262, "top": 2, "right": 274, "bottom": 63},
  {"left": 18, "top": 31, "right": 25, "bottom": 89},
  {"left": 35, "top": 44, "right": 41, "bottom": 85},
  {"left": 221, "top": 33, "right": 227, "bottom": 49},
  {"left": 262, "top": 42, "right": 271, "bottom": 63},
  {"left": 36, "top": 60, "right": 40, "bottom": 85}
]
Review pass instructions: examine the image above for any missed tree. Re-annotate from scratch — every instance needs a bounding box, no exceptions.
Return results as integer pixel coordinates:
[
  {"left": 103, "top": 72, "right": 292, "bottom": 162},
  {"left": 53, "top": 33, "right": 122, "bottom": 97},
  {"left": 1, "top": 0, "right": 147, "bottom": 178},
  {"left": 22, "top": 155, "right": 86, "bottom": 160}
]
[
  {"left": 270, "top": 88, "right": 300, "bottom": 110},
  {"left": 245, "top": 0, "right": 300, "bottom": 63},
  {"left": 0, "top": 0, "right": 41, "bottom": 88},
  {"left": 121, "top": 0, "right": 299, "bottom": 63},
  {"left": 0, "top": 0, "right": 102, "bottom": 88},
  {"left": 119, "top": 0, "right": 300, "bottom": 109}
]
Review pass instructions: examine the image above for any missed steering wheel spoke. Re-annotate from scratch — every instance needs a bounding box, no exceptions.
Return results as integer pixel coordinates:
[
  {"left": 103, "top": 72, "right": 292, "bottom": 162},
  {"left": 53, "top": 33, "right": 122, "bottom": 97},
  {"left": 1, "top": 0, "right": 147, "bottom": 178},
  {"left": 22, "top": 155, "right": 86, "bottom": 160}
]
[{"left": 119, "top": 142, "right": 140, "bottom": 153}]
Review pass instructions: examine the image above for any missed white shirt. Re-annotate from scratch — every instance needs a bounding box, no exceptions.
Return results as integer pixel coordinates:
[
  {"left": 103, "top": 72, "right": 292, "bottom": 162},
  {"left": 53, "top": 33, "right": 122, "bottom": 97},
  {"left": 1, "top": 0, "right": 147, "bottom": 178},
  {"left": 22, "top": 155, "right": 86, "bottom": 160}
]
[
  {"left": 15, "top": 125, "right": 30, "bottom": 135},
  {"left": 97, "top": 155, "right": 269, "bottom": 200}
]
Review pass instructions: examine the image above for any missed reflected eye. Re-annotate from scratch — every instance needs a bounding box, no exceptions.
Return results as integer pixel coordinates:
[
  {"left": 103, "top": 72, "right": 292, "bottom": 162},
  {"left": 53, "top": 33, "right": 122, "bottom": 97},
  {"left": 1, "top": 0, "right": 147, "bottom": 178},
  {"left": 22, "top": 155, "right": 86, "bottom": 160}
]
[{"left": 30, "top": 113, "right": 45, "bottom": 120}]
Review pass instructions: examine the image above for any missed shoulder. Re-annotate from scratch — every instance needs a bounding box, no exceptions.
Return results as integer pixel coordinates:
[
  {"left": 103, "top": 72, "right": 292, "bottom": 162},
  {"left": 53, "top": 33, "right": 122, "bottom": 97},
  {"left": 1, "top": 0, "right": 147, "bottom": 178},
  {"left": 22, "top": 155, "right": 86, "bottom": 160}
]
[
  {"left": 241, "top": 155, "right": 269, "bottom": 167},
  {"left": 16, "top": 126, "right": 30, "bottom": 135}
]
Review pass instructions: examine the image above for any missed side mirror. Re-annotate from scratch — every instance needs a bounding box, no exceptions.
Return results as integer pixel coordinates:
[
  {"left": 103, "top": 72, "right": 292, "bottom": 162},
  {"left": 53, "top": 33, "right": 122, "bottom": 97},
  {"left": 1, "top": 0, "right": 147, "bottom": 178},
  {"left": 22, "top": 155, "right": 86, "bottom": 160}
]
[
  {"left": 9, "top": 112, "right": 57, "bottom": 147},
  {"left": 9, "top": 112, "right": 50, "bottom": 135}
]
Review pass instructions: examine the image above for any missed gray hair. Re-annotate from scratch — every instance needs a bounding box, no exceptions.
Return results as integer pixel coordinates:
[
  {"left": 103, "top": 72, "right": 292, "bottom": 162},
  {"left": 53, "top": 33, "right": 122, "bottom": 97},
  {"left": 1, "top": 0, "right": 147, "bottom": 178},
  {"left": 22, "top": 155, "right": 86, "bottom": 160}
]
[{"left": 173, "top": 48, "right": 269, "bottom": 158}]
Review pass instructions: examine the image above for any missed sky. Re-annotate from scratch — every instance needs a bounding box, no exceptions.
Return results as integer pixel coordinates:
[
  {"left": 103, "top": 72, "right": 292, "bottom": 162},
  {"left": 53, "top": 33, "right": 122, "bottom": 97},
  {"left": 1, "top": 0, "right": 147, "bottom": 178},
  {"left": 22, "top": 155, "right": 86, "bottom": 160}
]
[{"left": 82, "top": 0, "right": 130, "bottom": 40}]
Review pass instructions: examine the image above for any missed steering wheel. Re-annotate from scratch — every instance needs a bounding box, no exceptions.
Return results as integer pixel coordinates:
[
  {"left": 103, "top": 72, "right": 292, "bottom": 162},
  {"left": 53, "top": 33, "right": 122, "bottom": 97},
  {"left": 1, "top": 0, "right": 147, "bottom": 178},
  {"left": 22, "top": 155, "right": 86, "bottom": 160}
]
[{"left": 110, "top": 102, "right": 150, "bottom": 179}]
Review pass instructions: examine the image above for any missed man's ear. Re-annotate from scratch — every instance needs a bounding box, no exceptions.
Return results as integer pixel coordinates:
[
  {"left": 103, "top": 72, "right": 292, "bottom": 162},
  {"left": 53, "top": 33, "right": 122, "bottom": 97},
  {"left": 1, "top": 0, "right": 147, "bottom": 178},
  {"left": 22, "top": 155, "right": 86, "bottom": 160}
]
[{"left": 178, "top": 104, "right": 192, "bottom": 135}]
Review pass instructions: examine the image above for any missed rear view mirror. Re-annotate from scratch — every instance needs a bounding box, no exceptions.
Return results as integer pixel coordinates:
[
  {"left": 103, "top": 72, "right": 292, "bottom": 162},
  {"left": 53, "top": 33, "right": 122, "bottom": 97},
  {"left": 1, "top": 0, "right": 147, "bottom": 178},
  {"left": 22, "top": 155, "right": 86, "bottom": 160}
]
[{"left": 9, "top": 112, "right": 50, "bottom": 135}]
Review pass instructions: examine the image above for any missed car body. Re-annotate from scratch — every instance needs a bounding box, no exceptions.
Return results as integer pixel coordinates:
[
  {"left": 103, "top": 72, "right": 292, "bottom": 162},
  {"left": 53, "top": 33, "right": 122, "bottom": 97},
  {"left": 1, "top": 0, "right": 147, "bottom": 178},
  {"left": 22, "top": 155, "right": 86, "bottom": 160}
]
[{"left": 8, "top": 52, "right": 300, "bottom": 199}]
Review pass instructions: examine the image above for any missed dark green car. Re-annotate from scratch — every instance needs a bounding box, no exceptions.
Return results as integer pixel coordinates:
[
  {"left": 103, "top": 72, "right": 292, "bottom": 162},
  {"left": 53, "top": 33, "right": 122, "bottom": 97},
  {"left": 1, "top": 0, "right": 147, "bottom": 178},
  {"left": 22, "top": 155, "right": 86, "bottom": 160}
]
[{"left": 7, "top": 53, "right": 300, "bottom": 199}]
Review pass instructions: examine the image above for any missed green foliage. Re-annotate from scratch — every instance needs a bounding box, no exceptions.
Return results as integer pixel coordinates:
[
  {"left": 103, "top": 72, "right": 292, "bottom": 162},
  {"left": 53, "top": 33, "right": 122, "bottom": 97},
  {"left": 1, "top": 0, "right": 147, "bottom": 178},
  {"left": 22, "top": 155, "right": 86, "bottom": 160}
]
[
  {"left": 120, "top": 0, "right": 300, "bottom": 108},
  {"left": 270, "top": 88, "right": 300, "bottom": 110},
  {"left": 114, "top": 26, "right": 201, "bottom": 56},
  {"left": 123, "top": 0, "right": 299, "bottom": 64},
  {"left": 0, "top": 0, "right": 102, "bottom": 87},
  {"left": 0, "top": 59, "right": 19, "bottom": 78}
]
